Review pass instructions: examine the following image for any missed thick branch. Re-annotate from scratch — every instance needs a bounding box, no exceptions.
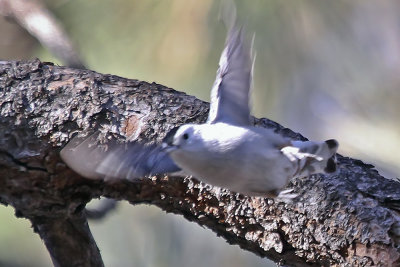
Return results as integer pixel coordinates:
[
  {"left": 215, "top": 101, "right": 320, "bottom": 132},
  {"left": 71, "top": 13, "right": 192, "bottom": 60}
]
[
  {"left": 32, "top": 214, "right": 104, "bottom": 267},
  {"left": 0, "top": 59, "right": 399, "bottom": 267}
]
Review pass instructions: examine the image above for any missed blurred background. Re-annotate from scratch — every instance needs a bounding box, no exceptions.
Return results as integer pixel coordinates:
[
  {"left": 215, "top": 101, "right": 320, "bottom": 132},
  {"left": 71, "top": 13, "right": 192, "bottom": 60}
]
[{"left": 1, "top": 0, "right": 400, "bottom": 266}]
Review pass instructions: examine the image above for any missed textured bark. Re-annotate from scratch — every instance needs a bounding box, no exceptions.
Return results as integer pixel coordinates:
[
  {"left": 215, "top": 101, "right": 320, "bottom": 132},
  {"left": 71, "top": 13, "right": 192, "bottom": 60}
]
[
  {"left": 0, "top": 59, "right": 399, "bottom": 267},
  {"left": 32, "top": 215, "right": 104, "bottom": 267}
]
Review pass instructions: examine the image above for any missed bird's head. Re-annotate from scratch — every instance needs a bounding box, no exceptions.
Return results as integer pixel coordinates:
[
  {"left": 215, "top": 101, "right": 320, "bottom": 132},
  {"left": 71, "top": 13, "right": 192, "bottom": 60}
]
[{"left": 162, "top": 124, "right": 199, "bottom": 153}]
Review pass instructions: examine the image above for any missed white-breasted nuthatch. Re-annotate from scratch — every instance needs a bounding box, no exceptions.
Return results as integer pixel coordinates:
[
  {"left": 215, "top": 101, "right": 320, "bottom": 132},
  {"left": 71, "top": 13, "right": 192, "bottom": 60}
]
[{"left": 61, "top": 13, "right": 338, "bottom": 198}]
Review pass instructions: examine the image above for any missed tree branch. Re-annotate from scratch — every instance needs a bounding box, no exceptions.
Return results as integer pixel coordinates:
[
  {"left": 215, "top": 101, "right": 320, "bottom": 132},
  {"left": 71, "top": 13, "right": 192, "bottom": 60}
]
[
  {"left": 32, "top": 214, "right": 104, "bottom": 267},
  {"left": 0, "top": 0, "right": 85, "bottom": 69},
  {"left": 0, "top": 59, "right": 399, "bottom": 266}
]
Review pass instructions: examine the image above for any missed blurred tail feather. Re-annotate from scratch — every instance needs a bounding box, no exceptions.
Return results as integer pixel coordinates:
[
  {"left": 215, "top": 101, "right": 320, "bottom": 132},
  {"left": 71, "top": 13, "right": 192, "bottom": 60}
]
[{"left": 282, "top": 139, "right": 339, "bottom": 178}]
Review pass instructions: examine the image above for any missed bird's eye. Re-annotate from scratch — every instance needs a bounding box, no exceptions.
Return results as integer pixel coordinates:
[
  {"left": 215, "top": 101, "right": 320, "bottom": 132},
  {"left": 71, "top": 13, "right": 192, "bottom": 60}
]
[{"left": 183, "top": 133, "right": 189, "bottom": 140}]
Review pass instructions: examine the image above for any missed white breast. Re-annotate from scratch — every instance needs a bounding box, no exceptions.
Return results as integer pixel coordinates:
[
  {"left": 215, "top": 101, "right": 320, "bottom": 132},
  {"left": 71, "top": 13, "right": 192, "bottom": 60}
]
[{"left": 169, "top": 123, "right": 295, "bottom": 196}]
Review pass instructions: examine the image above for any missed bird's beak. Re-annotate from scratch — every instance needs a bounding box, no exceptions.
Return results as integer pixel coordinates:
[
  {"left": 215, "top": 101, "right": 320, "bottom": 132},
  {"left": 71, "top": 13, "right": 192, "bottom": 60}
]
[{"left": 161, "top": 142, "right": 177, "bottom": 153}]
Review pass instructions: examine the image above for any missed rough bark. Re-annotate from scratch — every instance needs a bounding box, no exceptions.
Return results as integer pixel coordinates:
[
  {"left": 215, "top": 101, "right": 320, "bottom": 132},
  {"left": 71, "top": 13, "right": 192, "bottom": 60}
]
[{"left": 0, "top": 59, "right": 399, "bottom": 267}]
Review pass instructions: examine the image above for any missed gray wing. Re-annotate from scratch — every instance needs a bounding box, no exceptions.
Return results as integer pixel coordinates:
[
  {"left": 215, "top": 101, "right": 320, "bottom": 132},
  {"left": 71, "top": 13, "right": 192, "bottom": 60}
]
[
  {"left": 60, "top": 134, "right": 181, "bottom": 180},
  {"left": 207, "top": 16, "right": 255, "bottom": 126}
]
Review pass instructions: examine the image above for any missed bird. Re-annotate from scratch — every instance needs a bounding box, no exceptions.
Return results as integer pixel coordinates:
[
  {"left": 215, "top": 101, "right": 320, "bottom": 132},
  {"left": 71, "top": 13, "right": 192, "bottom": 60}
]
[{"left": 61, "top": 12, "right": 338, "bottom": 199}]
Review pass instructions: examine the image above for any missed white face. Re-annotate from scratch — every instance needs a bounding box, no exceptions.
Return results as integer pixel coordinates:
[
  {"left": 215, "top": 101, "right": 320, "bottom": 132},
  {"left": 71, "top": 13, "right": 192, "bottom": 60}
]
[
  {"left": 162, "top": 124, "right": 206, "bottom": 154},
  {"left": 171, "top": 124, "right": 198, "bottom": 150},
  {"left": 163, "top": 123, "right": 247, "bottom": 155}
]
